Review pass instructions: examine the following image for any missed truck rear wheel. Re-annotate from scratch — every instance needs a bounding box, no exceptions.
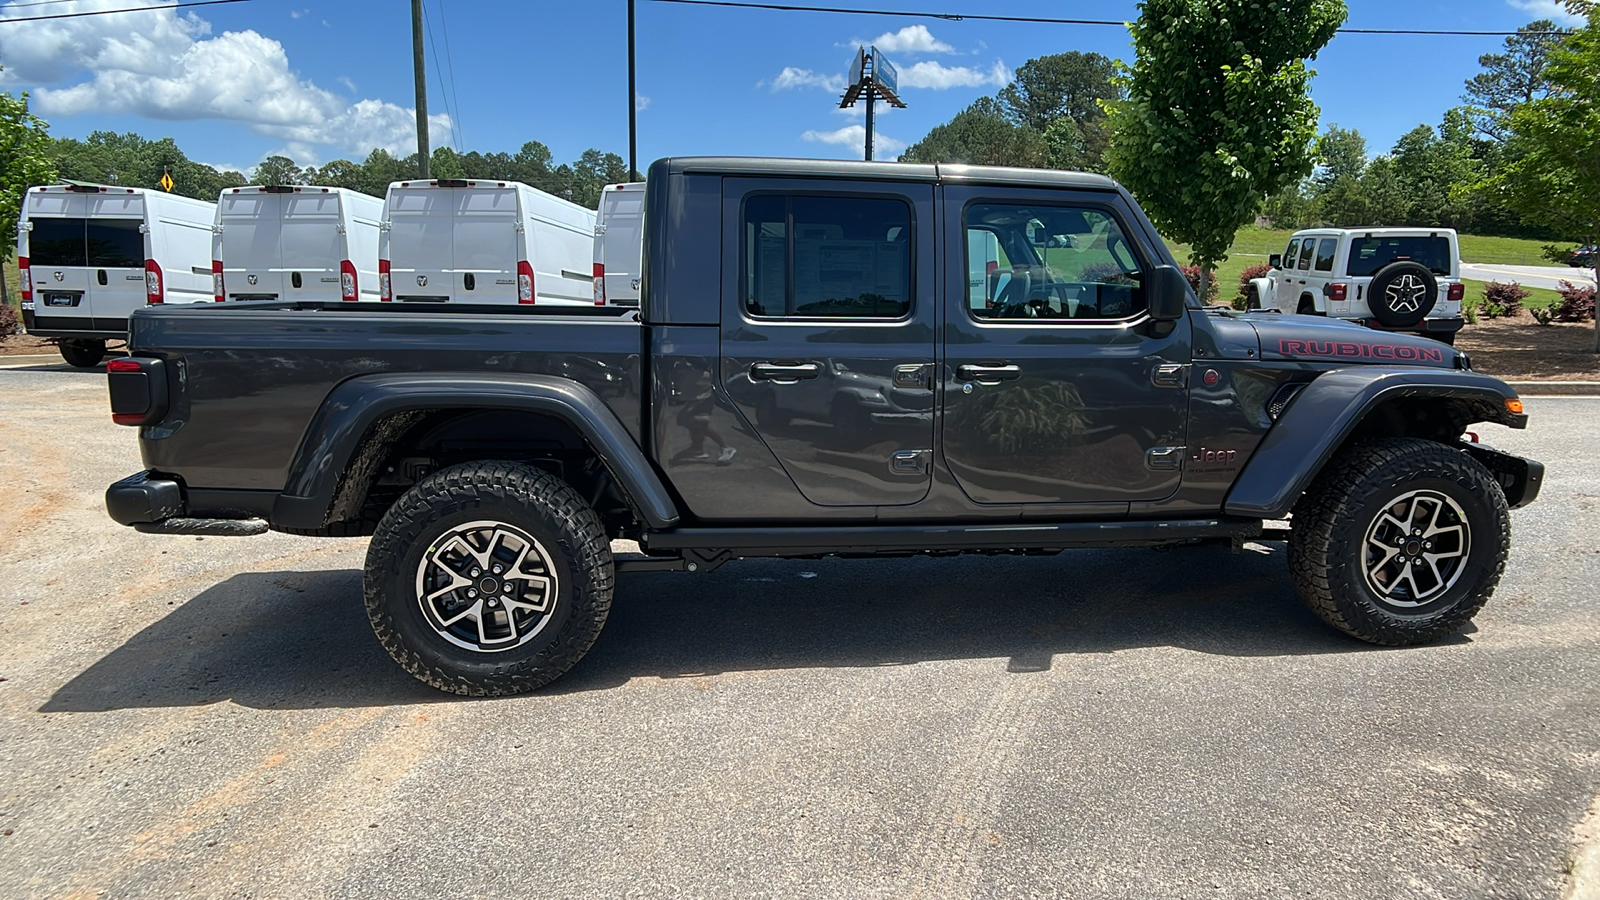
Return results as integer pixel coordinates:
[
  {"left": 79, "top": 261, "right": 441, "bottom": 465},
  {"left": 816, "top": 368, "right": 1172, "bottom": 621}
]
[
  {"left": 363, "top": 461, "right": 614, "bottom": 695},
  {"left": 1289, "top": 437, "right": 1509, "bottom": 646},
  {"left": 59, "top": 339, "right": 106, "bottom": 368}
]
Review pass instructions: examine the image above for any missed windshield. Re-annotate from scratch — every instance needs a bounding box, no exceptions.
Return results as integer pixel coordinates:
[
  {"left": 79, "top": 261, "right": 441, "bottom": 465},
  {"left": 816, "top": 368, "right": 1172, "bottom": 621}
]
[{"left": 1347, "top": 236, "right": 1453, "bottom": 277}]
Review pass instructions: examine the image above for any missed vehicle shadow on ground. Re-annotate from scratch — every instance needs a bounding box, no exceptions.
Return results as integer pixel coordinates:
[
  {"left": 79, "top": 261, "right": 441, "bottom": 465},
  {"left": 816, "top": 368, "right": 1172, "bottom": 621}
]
[{"left": 43, "top": 542, "right": 1444, "bottom": 712}]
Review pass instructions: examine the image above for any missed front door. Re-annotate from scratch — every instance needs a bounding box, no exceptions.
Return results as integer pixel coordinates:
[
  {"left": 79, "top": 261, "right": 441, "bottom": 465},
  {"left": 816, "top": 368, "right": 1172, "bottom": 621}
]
[
  {"left": 940, "top": 188, "right": 1190, "bottom": 508},
  {"left": 719, "top": 178, "right": 937, "bottom": 507}
]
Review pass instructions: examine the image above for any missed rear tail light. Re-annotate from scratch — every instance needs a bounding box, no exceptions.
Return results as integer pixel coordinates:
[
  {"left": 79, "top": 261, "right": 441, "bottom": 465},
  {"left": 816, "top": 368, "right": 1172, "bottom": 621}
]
[
  {"left": 107, "top": 357, "right": 168, "bottom": 426},
  {"left": 341, "top": 259, "right": 358, "bottom": 301},
  {"left": 517, "top": 261, "right": 535, "bottom": 304},
  {"left": 379, "top": 259, "right": 392, "bottom": 302},
  {"left": 1328, "top": 283, "right": 1348, "bottom": 302},
  {"left": 212, "top": 260, "right": 225, "bottom": 301},
  {"left": 18, "top": 256, "right": 30, "bottom": 302},
  {"left": 1447, "top": 282, "right": 1465, "bottom": 303},
  {"left": 593, "top": 263, "right": 606, "bottom": 306},
  {"left": 144, "top": 259, "right": 164, "bottom": 304}
]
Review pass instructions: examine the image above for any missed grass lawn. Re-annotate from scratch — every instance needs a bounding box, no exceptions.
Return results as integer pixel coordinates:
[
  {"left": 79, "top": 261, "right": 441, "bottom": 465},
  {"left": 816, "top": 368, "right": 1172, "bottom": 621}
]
[{"left": 1461, "top": 278, "right": 1562, "bottom": 310}]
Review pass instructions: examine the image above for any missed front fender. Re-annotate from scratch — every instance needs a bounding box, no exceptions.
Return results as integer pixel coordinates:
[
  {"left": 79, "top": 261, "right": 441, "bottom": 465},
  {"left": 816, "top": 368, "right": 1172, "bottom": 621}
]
[
  {"left": 272, "top": 372, "right": 681, "bottom": 531},
  {"left": 1248, "top": 276, "right": 1275, "bottom": 308},
  {"left": 1224, "top": 367, "right": 1527, "bottom": 519}
]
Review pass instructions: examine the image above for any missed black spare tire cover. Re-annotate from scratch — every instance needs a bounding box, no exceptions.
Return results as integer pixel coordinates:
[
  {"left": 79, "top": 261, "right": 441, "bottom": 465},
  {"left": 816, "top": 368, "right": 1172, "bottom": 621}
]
[{"left": 1367, "top": 260, "right": 1438, "bottom": 327}]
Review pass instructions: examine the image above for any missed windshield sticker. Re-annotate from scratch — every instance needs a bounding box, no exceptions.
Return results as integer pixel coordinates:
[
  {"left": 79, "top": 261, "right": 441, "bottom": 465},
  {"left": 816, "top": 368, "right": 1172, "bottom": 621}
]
[{"left": 1277, "top": 340, "right": 1445, "bottom": 363}]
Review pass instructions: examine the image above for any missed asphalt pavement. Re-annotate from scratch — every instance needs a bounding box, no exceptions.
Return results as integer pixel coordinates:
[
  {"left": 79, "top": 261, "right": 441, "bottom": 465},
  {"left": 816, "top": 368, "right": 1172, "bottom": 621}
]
[
  {"left": 0, "top": 364, "right": 1597, "bottom": 899},
  {"left": 1462, "top": 263, "right": 1596, "bottom": 292}
]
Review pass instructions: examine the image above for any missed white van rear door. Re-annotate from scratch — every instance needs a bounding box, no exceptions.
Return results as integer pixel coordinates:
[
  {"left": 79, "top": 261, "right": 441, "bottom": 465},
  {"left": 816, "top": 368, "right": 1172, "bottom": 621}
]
[
  {"left": 86, "top": 192, "right": 147, "bottom": 322},
  {"left": 602, "top": 190, "right": 644, "bottom": 306},
  {"left": 453, "top": 186, "right": 518, "bottom": 303},
  {"left": 219, "top": 192, "right": 284, "bottom": 299},
  {"left": 26, "top": 193, "right": 93, "bottom": 325},
  {"left": 386, "top": 186, "right": 454, "bottom": 301},
  {"left": 281, "top": 191, "right": 343, "bottom": 299}
]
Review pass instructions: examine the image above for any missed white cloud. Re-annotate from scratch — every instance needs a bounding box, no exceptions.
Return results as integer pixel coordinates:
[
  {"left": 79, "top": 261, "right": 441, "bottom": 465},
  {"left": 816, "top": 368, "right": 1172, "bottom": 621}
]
[
  {"left": 0, "top": 0, "right": 451, "bottom": 159},
  {"left": 861, "top": 25, "right": 954, "bottom": 54},
  {"left": 1506, "top": 0, "right": 1586, "bottom": 25},
  {"left": 897, "top": 59, "right": 1012, "bottom": 90},
  {"left": 635, "top": 93, "right": 651, "bottom": 112},
  {"left": 801, "top": 124, "right": 905, "bottom": 153},
  {"left": 289, "top": 8, "right": 308, "bottom": 18},
  {"left": 763, "top": 66, "right": 846, "bottom": 92}
]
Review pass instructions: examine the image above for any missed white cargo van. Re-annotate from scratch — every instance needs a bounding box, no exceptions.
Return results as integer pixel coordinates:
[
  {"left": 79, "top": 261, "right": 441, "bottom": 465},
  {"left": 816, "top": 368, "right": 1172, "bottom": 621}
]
[
  {"left": 18, "top": 184, "right": 215, "bottom": 366},
  {"left": 592, "top": 182, "right": 645, "bottom": 307},
  {"left": 213, "top": 185, "right": 383, "bottom": 303},
  {"left": 380, "top": 178, "right": 597, "bottom": 305}
]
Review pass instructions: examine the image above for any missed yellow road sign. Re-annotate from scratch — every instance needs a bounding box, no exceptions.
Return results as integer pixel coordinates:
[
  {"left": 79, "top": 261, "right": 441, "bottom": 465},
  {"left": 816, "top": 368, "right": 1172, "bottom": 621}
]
[{"left": 159, "top": 171, "right": 173, "bottom": 192}]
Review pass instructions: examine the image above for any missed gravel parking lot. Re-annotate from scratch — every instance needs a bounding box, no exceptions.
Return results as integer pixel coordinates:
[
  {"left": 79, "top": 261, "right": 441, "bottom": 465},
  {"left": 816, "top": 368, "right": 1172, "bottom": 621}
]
[{"left": 1, "top": 361, "right": 1597, "bottom": 899}]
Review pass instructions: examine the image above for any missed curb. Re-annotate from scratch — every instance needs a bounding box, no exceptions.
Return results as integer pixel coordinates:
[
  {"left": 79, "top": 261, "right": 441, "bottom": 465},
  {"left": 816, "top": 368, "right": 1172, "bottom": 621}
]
[
  {"left": 1565, "top": 797, "right": 1600, "bottom": 900},
  {"left": 1508, "top": 382, "right": 1600, "bottom": 396}
]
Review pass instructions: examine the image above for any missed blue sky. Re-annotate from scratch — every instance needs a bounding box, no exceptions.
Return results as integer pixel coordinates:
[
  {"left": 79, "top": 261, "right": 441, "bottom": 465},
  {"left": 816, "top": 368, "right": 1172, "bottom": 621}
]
[{"left": 0, "top": 0, "right": 1585, "bottom": 176}]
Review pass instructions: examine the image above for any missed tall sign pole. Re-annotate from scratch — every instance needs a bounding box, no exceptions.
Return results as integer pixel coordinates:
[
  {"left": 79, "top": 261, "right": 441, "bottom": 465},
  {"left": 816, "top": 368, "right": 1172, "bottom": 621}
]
[
  {"left": 628, "top": 0, "right": 638, "bottom": 179},
  {"left": 411, "top": 0, "right": 431, "bottom": 178},
  {"left": 839, "top": 47, "right": 905, "bottom": 162}
]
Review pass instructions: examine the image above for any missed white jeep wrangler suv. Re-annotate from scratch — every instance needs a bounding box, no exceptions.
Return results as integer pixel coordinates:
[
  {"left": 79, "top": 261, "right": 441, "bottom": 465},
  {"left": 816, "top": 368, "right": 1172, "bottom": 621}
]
[{"left": 1246, "top": 228, "right": 1465, "bottom": 344}]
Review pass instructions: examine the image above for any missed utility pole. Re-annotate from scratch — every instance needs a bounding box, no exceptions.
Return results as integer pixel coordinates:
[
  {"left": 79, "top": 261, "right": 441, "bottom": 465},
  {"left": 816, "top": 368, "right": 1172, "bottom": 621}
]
[
  {"left": 628, "top": 0, "right": 638, "bottom": 180},
  {"left": 411, "top": 0, "right": 431, "bottom": 179},
  {"left": 863, "top": 82, "right": 876, "bottom": 162}
]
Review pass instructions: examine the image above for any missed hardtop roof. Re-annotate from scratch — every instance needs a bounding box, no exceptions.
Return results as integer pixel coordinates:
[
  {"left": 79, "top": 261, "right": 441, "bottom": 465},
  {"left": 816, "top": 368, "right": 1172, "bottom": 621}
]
[{"left": 653, "top": 157, "right": 1121, "bottom": 191}]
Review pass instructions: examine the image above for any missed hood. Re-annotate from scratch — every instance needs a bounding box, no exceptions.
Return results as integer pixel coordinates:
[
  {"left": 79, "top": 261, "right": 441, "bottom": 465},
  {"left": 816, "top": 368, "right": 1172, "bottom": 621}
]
[{"left": 1236, "top": 312, "right": 1462, "bottom": 370}]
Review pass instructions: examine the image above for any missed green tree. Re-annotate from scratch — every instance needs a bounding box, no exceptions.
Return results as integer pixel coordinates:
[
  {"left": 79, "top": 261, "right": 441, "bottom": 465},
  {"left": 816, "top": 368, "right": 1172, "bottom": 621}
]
[
  {"left": 310, "top": 159, "right": 366, "bottom": 192},
  {"left": 1104, "top": 0, "right": 1347, "bottom": 296},
  {"left": 1313, "top": 125, "right": 1368, "bottom": 185},
  {"left": 357, "top": 148, "right": 416, "bottom": 197},
  {"left": 1492, "top": 8, "right": 1600, "bottom": 349},
  {"left": 1463, "top": 19, "right": 1571, "bottom": 141},
  {"left": 997, "top": 52, "right": 1121, "bottom": 168},
  {"left": 252, "top": 155, "right": 306, "bottom": 186},
  {"left": 899, "top": 97, "right": 1047, "bottom": 167},
  {"left": 50, "top": 131, "right": 243, "bottom": 201},
  {"left": 1387, "top": 110, "right": 1482, "bottom": 229},
  {"left": 1, "top": 73, "right": 57, "bottom": 304}
]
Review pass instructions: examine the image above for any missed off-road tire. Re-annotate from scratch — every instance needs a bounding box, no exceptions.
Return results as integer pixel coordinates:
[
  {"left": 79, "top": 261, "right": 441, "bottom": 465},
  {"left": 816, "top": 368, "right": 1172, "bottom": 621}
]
[
  {"left": 59, "top": 339, "right": 106, "bottom": 368},
  {"left": 363, "top": 461, "right": 613, "bottom": 695},
  {"left": 1289, "top": 437, "right": 1509, "bottom": 646},
  {"left": 1367, "top": 260, "right": 1439, "bottom": 328}
]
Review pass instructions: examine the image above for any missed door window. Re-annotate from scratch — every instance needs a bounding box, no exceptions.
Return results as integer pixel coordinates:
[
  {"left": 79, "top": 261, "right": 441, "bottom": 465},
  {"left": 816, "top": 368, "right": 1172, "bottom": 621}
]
[
  {"left": 741, "top": 194, "right": 912, "bottom": 318},
  {"left": 1313, "top": 238, "right": 1337, "bottom": 273},
  {"left": 28, "top": 217, "right": 87, "bottom": 266},
  {"left": 1296, "top": 239, "right": 1316, "bottom": 270},
  {"left": 85, "top": 220, "right": 144, "bottom": 268},
  {"left": 963, "top": 202, "right": 1144, "bottom": 321},
  {"left": 1282, "top": 239, "right": 1301, "bottom": 271}
]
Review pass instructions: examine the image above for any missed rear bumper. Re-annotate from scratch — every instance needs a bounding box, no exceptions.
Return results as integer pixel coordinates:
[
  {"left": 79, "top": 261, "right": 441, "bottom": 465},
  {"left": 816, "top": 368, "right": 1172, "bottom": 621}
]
[
  {"left": 106, "top": 470, "right": 184, "bottom": 525},
  {"left": 106, "top": 470, "right": 271, "bottom": 535},
  {"left": 24, "top": 313, "right": 129, "bottom": 341},
  {"left": 1346, "top": 316, "right": 1464, "bottom": 336}
]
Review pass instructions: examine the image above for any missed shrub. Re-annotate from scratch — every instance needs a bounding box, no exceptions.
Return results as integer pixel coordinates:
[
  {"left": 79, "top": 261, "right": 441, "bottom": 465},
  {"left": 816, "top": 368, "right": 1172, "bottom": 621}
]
[
  {"left": 1464, "top": 300, "right": 1479, "bottom": 325},
  {"left": 1479, "top": 281, "right": 1529, "bottom": 319},
  {"left": 1530, "top": 305, "right": 1554, "bottom": 326},
  {"left": 1553, "top": 280, "right": 1597, "bottom": 323},
  {"left": 1235, "top": 263, "right": 1271, "bottom": 310},
  {"left": 0, "top": 301, "right": 19, "bottom": 341},
  {"left": 1180, "top": 264, "right": 1221, "bottom": 305}
]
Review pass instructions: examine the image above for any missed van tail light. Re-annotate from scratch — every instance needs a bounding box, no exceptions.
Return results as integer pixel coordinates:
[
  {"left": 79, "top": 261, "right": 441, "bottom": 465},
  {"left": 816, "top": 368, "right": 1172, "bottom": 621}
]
[
  {"left": 18, "top": 256, "right": 30, "bottom": 302},
  {"left": 107, "top": 357, "right": 169, "bottom": 426},
  {"left": 1328, "top": 283, "right": 1348, "bottom": 303},
  {"left": 1447, "top": 282, "right": 1465, "bottom": 303},
  {"left": 517, "top": 261, "right": 535, "bottom": 304},
  {"left": 144, "top": 259, "right": 164, "bottom": 304},
  {"left": 212, "top": 260, "right": 225, "bottom": 301},
  {"left": 379, "top": 259, "right": 392, "bottom": 302},
  {"left": 341, "top": 259, "right": 358, "bottom": 301},
  {"left": 593, "top": 263, "right": 606, "bottom": 306}
]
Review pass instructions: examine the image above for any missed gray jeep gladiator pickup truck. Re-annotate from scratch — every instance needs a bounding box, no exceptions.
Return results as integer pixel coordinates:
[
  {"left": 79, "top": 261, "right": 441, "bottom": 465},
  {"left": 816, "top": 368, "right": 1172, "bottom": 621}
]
[{"left": 103, "top": 158, "right": 1544, "bottom": 695}]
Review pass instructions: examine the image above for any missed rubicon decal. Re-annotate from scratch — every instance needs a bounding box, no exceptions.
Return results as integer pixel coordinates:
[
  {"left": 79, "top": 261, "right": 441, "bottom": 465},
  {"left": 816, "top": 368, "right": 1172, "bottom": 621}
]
[{"left": 1277, "top": 340, "right": 1445, "bottom": 363}]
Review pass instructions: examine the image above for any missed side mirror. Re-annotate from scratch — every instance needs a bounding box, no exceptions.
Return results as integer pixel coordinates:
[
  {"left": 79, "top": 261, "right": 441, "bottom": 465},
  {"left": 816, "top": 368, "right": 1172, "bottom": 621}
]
[
  {"left": 1145, "top": 264, "right": 1188, "bottom": 322},
  {"left": 1268, "top": 254, "right": 1282, "bottom": 269}
]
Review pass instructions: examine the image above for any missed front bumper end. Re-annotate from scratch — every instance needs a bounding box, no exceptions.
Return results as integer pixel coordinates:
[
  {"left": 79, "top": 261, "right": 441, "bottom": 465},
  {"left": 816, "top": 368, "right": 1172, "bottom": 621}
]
[{"left": 1464, "top": 443, "right": 1544, "bottom": 509}]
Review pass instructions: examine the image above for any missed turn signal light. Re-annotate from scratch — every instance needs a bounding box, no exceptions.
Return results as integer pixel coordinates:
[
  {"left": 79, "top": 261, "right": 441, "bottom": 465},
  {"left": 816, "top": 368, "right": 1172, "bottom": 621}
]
[
  {"left": 1328, "top": 283, "right": 1348, "bottom": 302},
  {"left": 1505, "top": 398, "right": 1524, "bottom": 415},
  {"left": 379, "top": 259, "right": 392, "bottom": 302}
]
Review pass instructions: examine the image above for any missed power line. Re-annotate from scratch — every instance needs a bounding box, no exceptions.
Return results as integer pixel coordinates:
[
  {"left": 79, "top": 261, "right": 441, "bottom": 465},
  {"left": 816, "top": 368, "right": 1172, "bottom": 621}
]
[
  {"left": 434, "top": 0, "right": 466, "bottom": 153},
  {"left": 646, "top": 0, "right": 1570, "bottom": 37},
  {"left": 0, "top": 0, "right": 250, "bottom": 24}
]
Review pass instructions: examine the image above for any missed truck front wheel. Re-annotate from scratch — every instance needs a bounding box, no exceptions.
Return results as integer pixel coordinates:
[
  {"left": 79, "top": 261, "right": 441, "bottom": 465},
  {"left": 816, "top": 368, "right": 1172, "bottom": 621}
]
[
  {"left": 363, "top": 461, "right": 614, "bottom": 695},
  {"left": 1289, "top": 437, "right": 1509, "bottom": 646}
]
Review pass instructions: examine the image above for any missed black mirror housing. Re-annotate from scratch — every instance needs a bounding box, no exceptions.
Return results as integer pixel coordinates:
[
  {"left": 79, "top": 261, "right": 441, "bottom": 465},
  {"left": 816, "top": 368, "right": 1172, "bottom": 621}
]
[
  {"left": 1269, "top": 254, "right": 1282, "bottom": 268},
  {"left": 1145, "top": 265, "right": 1189, "bottom": 321}
]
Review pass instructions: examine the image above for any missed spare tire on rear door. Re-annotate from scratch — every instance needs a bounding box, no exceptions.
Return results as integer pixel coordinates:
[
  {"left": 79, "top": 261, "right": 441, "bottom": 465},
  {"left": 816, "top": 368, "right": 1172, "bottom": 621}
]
[{"left": 1367, "top": 260, "right": 1438, "bottom": 328}]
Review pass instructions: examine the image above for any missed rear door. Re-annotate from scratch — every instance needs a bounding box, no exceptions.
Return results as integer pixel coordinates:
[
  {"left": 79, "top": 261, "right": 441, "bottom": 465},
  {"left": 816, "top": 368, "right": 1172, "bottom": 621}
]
[
  {"left": 452, "top": 186, "right": 518, "bottom": 303},
  {"left": 603, "top": 189, "right": 644, "bottom": 306},
  {"left": 719, "top": 179, "right": 937, "bottom": 506},
  {"left": 25, "top": 193, "right": 92, "bottom": 328},
  {"left": 218, "top": 191, "right": 284, "bottom": 300},
  {"left": 85, "top": 192, "right": 147, "bottom": 329},
  {"left": 941, "top": 188, "right": 1190, "bottom": 508},
  {"left": 386, "top": 186, "right": 454, "bottom": 302},
  {"left": 280, "top": 191, "right": 342, "bottom": 300}
]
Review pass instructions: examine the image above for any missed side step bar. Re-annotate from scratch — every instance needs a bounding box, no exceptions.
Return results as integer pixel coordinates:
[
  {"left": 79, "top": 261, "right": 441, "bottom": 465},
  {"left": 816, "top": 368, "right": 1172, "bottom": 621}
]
[{"left": 134, "top": 517, "right": 269, "bottom": 537}]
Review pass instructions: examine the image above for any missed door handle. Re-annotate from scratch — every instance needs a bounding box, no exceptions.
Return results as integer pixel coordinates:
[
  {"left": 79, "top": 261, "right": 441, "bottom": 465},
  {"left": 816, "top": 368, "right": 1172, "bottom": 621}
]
[
  {"left": 750, "top": 362, "right": 821, "bottom": 382},
  {"left": 957, "top": 364, "right": 1021, "bottom": 383}
]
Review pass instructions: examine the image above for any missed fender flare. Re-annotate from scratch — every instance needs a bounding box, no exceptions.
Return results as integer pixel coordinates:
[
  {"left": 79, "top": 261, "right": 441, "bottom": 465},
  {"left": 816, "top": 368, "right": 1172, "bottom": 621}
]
[
  {"left": 1247, "top": 276, "right": 1274, "bottom": 309},
  {"left": 271, "top": 372, "right": 680, "bottom": 531},
  {"left": 1223, "top": 367, "right": 1526, "bottom": 519}
]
